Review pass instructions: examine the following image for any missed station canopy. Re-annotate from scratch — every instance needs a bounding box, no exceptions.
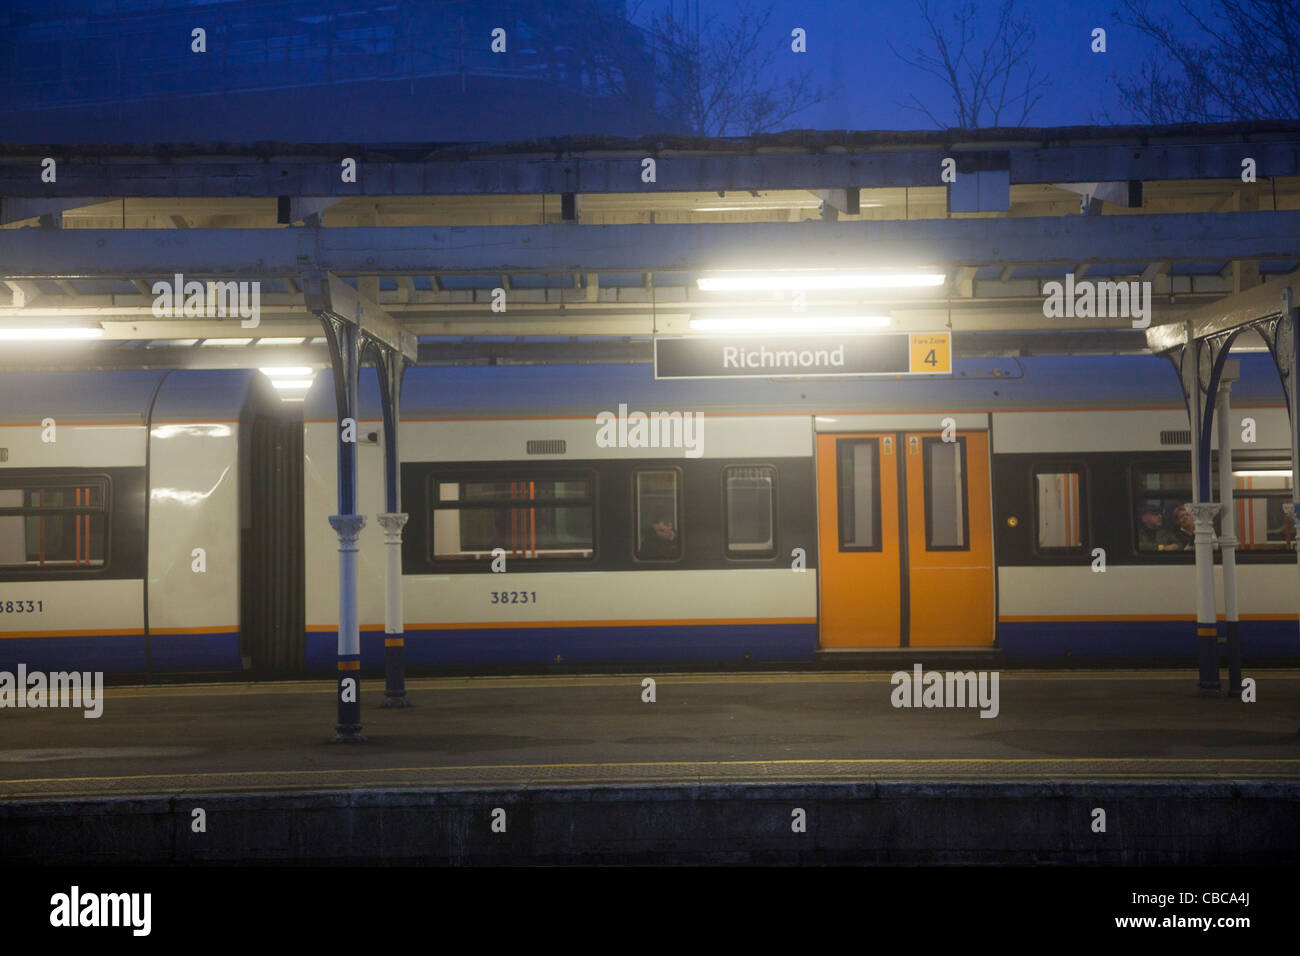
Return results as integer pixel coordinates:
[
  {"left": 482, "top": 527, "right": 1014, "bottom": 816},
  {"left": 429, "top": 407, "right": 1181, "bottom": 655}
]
[{"left": 2, "top": 122, "right": 1299, "bottom": 382}]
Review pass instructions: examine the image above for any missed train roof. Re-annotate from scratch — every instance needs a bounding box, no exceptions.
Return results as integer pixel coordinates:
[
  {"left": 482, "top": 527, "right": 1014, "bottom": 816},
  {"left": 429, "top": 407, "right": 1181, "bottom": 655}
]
[
  {"left": 305, "top": 353, "right": 1288, "bottom": 421},
  {"left": 0, "top": 369, "right": 278, "bottom": 424},
  {"left": 0, "top": 370, "right": 168, "bottom": 424}
]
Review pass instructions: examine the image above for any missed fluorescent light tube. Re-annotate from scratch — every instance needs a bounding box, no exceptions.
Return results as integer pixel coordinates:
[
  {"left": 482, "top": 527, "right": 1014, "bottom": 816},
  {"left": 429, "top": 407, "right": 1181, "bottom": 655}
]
[
  {"left": 697, "top": 271, "right": 946, "bottom": 291},
  {"left": 689, "top": 315, "right": 892, "bottom": 332}
]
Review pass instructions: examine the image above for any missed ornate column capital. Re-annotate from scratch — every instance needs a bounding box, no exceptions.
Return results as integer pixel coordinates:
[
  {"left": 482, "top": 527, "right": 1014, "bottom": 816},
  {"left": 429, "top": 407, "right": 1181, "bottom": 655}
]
[
  {"left": 1186, "top": 502, "right": 1221, "bottom": 545},
  {"left": 328, "top": 513, "right": 367, "bottom": 550},
  {"left": 377, "top": 512, "right": 409, "bottom": 544}
]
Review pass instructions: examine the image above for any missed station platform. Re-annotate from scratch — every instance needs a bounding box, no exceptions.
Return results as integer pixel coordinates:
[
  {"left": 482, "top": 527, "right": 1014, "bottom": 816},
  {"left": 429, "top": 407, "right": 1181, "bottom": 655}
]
[{"left": 1, "top": 670, "right": 1298, "bottom": 864}]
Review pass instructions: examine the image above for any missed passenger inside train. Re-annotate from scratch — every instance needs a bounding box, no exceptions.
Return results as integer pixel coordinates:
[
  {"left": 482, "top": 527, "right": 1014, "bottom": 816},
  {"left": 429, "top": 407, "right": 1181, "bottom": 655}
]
[
  {"left": 638, "top": 514, "right": 680, "bottom": 561},
  {"left": 1170, "top": 504, "right": 1197, "bottom": 550},
  {"left": 1137, "top": 506, "right": 1181, "bottom": 552}
]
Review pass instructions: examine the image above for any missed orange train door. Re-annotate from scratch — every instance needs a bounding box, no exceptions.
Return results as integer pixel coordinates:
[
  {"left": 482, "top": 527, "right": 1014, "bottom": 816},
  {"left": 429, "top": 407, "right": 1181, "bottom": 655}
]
[
  {"left": 816, "top": 433, "right": 901, "bottom": 646},
  {"left": 901, "top": 431, "right": 994, "bottom": 647},
  {"left": 816, "top": 430, "right": 994, "bottom": 647}
]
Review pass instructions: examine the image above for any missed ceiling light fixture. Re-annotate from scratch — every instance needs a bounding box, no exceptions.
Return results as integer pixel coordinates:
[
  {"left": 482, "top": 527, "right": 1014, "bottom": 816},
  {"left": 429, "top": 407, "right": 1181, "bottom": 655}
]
[
  {"left": 0, "top": 327, "right": 104, "bottom": 341},
  {"left": 697, "top": 271, "right": 947, "bottom": 291},
  {"left": 689, "top": 315, "right": 893, "bottom": 332}
]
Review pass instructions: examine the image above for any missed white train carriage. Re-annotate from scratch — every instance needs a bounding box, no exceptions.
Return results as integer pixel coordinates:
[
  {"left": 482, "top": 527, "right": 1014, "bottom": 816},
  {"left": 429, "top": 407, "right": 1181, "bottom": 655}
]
[
  {"left": 0, "top": 370, "right": 296, "bottom": 673},
  {"left": 303, "top": 353, "right": 1297, "bottom": 668}
]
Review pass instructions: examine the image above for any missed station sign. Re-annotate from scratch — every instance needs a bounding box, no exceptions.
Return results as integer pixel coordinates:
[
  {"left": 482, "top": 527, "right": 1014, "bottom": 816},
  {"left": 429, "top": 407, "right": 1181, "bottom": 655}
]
[{"left": 653, "top": 332, "right": 951, "bottom": 380}]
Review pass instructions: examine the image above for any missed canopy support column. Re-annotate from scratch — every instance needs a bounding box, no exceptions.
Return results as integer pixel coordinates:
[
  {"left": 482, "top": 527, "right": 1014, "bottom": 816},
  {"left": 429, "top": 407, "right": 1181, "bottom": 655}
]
[
  {"left": 1216, "top": 361, "right": 1242, "bottom": 694},
  {"left": 371, "top": 344, "right": 410, "bottom": 708},
  {"left": 321, "top": 313, "right": 366, "bottom": 742}
]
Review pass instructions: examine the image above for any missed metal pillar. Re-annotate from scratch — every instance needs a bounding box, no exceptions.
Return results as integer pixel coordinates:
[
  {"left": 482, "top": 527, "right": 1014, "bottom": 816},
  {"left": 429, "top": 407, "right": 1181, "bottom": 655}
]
[
  {"left": 1216, "top": 360, "right": 1242, "bottom": 694},
  {"left": 1173, "top": 333, "right": 1222, "bottom": 691},
  {"left": 371, "top": 344, "right": 411, "bottom": 708},
  {"left": 322, "top": 314, "right": 366, "bottom": 742}
]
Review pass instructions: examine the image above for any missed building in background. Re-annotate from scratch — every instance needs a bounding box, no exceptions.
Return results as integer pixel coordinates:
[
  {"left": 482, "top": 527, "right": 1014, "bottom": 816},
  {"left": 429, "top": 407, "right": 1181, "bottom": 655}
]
[{"left": 0, "top": 0, "right": 690, "bottom": 142}]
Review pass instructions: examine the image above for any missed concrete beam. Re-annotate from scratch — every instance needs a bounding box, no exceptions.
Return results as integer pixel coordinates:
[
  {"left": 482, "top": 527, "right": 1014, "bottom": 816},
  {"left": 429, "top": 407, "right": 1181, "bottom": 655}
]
[
  {"left": 1, "top": 212, "right": 1295, "bottom": 278},
  {"left": 955, "top": 266, "right": 978, "bottom": 297},
  {"left": 3, "top": 139, "right": 1296, "bottom": 197}
]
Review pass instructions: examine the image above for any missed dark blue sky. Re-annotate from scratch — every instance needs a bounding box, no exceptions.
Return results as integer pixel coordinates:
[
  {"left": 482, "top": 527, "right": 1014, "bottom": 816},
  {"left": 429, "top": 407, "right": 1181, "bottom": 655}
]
[
  {"left": 0, "top": 0, "right": 1236, "bottom": 143},
  {"left": 631, "top": 0, "right": 1172, "bottom": 129}
]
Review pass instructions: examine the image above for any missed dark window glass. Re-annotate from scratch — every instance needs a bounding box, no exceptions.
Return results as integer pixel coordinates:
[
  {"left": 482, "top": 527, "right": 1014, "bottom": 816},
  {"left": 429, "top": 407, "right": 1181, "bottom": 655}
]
[
  {"left": 0, "top": 479, "right": 109, "bottom": 570},
  {"left": 924, "top": 439, "right": 968, "bottom": 550},
  {"left": 724, "top": 465, "right": 777, "bottom": 558},
  {"left": 634, "top": 469, "right": 681, "bottom": 561},
  {"left": 431, "top": 476, "right": 594, "bottom": 561},
  {"left": 1225, "top": 461, "right": 1294, "bottom": 553},
  {"left": 1132, "top": 464, "right": 1207, "bottom": 554},
  {"left": 837, "top": 439, "right": 879, "bottom": 551}
]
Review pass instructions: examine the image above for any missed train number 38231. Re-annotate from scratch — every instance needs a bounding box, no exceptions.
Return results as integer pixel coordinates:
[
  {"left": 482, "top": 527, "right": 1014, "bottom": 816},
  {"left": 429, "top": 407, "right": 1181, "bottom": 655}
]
[
  {"left": 490, "top": 591, "right": 537, "bottom": 604},
  {"left": 1, "top": 600, "right": 44, "bottom": 613}
]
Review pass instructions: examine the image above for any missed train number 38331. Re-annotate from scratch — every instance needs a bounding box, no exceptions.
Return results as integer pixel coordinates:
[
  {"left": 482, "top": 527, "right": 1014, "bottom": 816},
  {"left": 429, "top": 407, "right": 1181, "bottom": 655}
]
[
  {"left": 490, "top": 591, "right": 537, "bottom": 604},
  {"left": 1, "top": 600, "right": 44, "bottom": 613}
]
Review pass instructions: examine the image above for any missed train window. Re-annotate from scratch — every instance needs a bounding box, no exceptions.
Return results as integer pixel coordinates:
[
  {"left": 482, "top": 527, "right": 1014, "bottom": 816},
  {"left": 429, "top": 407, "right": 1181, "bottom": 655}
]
[
  {"left": 723, "top": 465, "right": 777, "bottom": 559},
  {"left": 836, "top": 438, "right": 880, "bottom": 551},
  {"left": 1131, "top": 464, "right": 1212, "bottom": 553},
  {"left": 1228, "top": 461, "right": 1294, "bottom": 552},
  {"left": 1131, "top": 458, "right": 1295, "bottom": 554},
  {"left": 1034, "top": 469, "right": 1084, "bottom": 551},
  {"left": 0, "top": 479, "right": 109, "bottom": 570},
  {"left": 922, "top": 438, "right": 968, "bottom": 550},
  {"left": 634, "top": 469, "right": 682, "bottom": 562},
  {"left": 430, "top": 475, "right": 594, "bottom": 561}
]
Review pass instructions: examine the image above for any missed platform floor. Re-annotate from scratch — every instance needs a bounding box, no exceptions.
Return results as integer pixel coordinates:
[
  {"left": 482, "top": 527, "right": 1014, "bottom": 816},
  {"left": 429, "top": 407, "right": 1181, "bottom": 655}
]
[{"left": 1, "top": 669, "right": 1297, "bottom": 799}]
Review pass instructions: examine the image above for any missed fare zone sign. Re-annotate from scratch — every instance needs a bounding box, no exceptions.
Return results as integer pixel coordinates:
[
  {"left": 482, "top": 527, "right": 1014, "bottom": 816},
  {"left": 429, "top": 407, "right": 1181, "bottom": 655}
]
[{"left": 653, "top": 332, "right": 952, "bottom": 379}]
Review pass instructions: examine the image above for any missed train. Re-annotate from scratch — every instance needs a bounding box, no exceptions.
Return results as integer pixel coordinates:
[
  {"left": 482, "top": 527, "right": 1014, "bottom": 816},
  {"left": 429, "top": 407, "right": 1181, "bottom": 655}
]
[{"left": 0, "top": 352, "right": 1295, "bottom": 675}]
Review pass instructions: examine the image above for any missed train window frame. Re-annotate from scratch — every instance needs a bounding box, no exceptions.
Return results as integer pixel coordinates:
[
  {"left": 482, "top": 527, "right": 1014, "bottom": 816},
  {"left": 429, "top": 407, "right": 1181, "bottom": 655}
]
[
  {"left": 921, "top": 437, "right": 970, "bottom": 552},
  {"left": 424, "top": 468, "right": 599, "bottom": 565},
  {"left": 835, "top": 437, "right": 882, "bottom": 553},
  {"left": 1220, "top": 455, "right": 1295, "bottom": 555},
  {"left": 1030, "top": 463, "right": 1090, "bottom": 556},
  {"left": 1127, "top": 458, "right": 1205, "bottom": 557},
  {"left": 631, "top": 467, "right": 684, "bottom": 564},
  {"left": 0, "top": 472, "right": 113, "bottom": 575},
  {"left": 721, "top": 463, "right": 779, "bottom": 561}
]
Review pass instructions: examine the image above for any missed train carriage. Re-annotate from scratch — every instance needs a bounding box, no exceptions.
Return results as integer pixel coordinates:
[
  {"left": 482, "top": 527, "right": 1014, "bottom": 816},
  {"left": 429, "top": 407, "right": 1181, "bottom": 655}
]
[
  {"left": 302, "top": 352, "right": 1296, "bottom": 669},
  {"left": 1, "top": 352, "right": 1293, "bottom": 674}
]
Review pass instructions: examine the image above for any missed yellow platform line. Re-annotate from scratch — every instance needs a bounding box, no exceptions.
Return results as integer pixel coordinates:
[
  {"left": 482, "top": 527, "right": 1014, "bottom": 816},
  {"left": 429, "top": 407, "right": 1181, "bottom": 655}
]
[
  {"left": 84, "top": 668, "right": 1300, "bottom": 700},
  {"left": 3, "top": 757, "right": 1300, "bottom": 790}
]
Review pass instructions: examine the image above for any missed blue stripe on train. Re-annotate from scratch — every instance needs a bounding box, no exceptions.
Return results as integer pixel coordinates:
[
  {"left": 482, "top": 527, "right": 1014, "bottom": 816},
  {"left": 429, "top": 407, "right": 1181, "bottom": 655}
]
[
  {"left": 0, "top": 632, "right": 241, "bottom": 673},
  {"left": 3, "top": 622, "right": 1292, "bottom": 671},
  {"left": 997, "top": 620, "right": 1299, "bottom": 660},
  {"left": 306, "top": 623, "right": 820, "bottom": 670}
]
